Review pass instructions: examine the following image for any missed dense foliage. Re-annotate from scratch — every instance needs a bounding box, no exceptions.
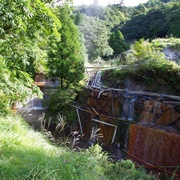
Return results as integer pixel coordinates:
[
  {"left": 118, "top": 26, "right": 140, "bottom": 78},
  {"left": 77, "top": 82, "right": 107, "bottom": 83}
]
[
  {"left": 121, "top": 1, "right": 180, "bottom": 41},
  {"left": 108, "top": 30, "right": 128, "bottom": 56},
  {"left": 0, "top": 1, "right": 179, "bottom": 179},
  {"left": 74, "top": 0, "right": 180, "bottom": 61},
  {"left": 76, "top": 14, "right": 113, "bottom": 61},
  {"left": 0, "top": 0, "right": 179, "bottom": 115},
  {"left": 0, "top": 0, "right": 60, "bottom": 114},
  {"left": 45, "top": 3, "right": 85, "bottom": 120},
  {"left": 0, "top": 0, "right": 85, "bottom": 115}
]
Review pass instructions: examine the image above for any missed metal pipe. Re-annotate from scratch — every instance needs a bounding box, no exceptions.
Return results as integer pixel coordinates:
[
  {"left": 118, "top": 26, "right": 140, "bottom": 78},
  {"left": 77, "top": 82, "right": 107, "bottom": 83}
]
[
  {"left": 76, "top": 108, "right": 83, "bottom": 135},
  {"left": 91, "top": 108, "right": 99, "bottom": 115},
  {"left": 73, "top": 106, "right": 137, "bottom": 124},
  {"left": 98, "top": 90, "right": 104, "bottom": 98},
  {"left": 163, "top": 101, "right": 180, "bottom": 105},
  {"left": 85, "top": 65, "right": 180, "bottom": 101},
  {"left": 86, "top": 85, "right": 180, "bottom": 101},
  {"left": 92, "top": 118, "right": 117, "bottom": 144}
]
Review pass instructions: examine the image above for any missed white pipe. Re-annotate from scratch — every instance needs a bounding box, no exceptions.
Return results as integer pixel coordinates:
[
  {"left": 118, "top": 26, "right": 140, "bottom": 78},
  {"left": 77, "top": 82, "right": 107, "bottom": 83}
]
[
  {"left": 76, "top": 108, "right": 83, "bottom": 135},
  {"left": 163, "top": 101, "right": 180, "bottom": 104},
  {"left": 98, "top": 90, "right": 104, "bottom": 98}
]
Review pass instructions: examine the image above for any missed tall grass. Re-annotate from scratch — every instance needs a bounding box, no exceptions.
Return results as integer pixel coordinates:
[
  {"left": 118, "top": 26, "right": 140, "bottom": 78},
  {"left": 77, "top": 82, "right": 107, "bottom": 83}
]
[
  {"left": 0, "top": 115, "right": 103, "bottom": 179},
  {"left": 0, "top": 115, "right": 156, "bottom": 179}
]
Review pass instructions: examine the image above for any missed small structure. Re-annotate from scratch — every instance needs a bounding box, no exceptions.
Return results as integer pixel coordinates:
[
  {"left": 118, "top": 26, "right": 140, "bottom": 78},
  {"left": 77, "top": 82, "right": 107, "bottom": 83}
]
[{"left": 18, "top": 72, "right": 58, "bottom": 130}]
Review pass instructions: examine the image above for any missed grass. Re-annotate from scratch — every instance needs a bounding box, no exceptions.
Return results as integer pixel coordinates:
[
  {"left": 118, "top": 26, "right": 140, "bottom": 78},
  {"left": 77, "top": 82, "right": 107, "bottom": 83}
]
[
  {"left": 0, "top": 115, "right": 156, "bottom": 179},
  {"left": 0, "top": 115, "right": 103, "bottom": 179}
]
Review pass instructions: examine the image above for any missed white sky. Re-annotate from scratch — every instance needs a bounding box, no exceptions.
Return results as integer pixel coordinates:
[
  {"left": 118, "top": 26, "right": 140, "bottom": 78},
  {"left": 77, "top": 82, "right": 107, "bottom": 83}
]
[{"left": 73, "top": 0, "right": 148, "bottom": 7}]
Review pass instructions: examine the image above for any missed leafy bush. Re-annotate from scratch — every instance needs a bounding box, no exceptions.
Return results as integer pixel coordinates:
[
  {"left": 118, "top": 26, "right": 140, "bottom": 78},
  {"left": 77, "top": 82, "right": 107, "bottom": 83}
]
[
  {"left": 0, "top": 57, "right": 43, "bottom": 115},
  {"left": 45, "top": 89, "right": 77, "bottom": 123}
]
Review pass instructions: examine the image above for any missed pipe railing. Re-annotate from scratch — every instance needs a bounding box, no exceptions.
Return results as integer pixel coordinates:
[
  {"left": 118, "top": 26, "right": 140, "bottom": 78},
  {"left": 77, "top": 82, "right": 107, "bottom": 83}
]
[{"left": 87, "top": 69, "right": 180, "bottom": 101}]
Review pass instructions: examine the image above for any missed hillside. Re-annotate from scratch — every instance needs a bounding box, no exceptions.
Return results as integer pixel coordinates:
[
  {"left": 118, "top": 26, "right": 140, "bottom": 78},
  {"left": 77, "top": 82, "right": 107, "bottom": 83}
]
[
  {"left": 74, "top": 0, "right": 180, "bottom": 60},
  {"left": 0, "top": 115, "right": 155, "bottom": 179}
]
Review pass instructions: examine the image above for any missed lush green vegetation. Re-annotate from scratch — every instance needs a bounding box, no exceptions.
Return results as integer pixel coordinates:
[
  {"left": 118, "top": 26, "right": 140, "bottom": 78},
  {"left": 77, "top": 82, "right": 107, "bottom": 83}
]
[
  {"left": 0, "top": 0, "right": 179, "bottom": 179},
  {"left": 0, "top": 0, "right": 59, "bottom": 114},
  {"left": 121, "top": 1, "right": 180, "bottom": 41},
  {"left": 101, "top": 38, "right": 180, "bottom": 95},
  {"left": 45, "top": 3, "right": 86, "bottom": 120},
  {"left": 0, "top": 115, "right": 156, "bottom": 179},
  {"left": 74, "top": 0, "right": 180, "bottom": 61},
  {"left": 48, "top": 4, "right": 85, "bottom": 89},
  {"left": 75, "top": 13, "right": 113, "bottom": 61},
  {"left": 0, "top": 0, "right": 85, "bottom": 115},
  {"left": 108, "top": 30, "right": 128, "bottom": 56}
]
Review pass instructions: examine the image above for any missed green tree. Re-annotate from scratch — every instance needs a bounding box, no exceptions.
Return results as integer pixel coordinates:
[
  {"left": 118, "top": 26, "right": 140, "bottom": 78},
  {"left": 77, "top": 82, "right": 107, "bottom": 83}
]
[
  {"left": 46, "top": 4, "right": 85, "bottom": 120},
  {"left": 167, "top": 3, "right": 180, "bottom": 37},
  {"left": 105, "top": 5, "right": 126, "bottom": 29},
  {"left": 109, "top": 30, "right": 128, "bottom": 56},
  {"left": 78, "top": 15, "right": 113, "bottom": 61},
  {"left": 130, "top": 39, "right": 165, "bottom": 62},
  {"left": 0, "top": 0, "right": 60, "bottom": 114},
  {"left": 48, "top": 5, "right": 85, "bottom": 89}
]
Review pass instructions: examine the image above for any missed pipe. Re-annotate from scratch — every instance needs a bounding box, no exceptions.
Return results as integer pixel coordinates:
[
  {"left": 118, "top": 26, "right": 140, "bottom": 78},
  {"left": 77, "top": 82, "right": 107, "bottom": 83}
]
[
  {"left": 92, "top": 118, "right": 117, "bottom": 144},
  {"left": 86, "top": 85, "right": 180, "bottom": 101},
  {"left": 76, "top": 108, "right": 83, "bottom": 135},
  {"left": 85, "top": 79, "right": 91, "bottom": 87},
  {"left": 96, "top": 85, "right": 178, "bottom": 100},
  {"left": 98, "top": 90, "right": 104, "bottom": 99},
  {"left": 86, "top": 65, "right": 180, "bottom": 101},
  {"left": 126, "top": 90, "right": 180, "bottom": 101},
  {"left": 73, "top": 106, "right": 137, "bottom": 124},
  {"left": 91, "top": 108, "right": 99, "bottom": 115},
  {"left": 91, "top": 71, "right": 102, "bottom": 88},
  {"left": 85, "top": 65, "right": 136, "bottom": 71},
  {"left": 163, "top": 101, "right": 180, "bottom": 105}
]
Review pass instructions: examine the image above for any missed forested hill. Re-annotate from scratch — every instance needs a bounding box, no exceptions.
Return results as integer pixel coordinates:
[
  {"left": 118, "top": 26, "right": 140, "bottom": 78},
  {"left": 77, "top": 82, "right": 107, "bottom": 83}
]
[
  {"left": 121, "top": 0, "right": 180, "bottom": 41},
  {"left": 74, "top": 0, "right": 180, "bottom": 44}
]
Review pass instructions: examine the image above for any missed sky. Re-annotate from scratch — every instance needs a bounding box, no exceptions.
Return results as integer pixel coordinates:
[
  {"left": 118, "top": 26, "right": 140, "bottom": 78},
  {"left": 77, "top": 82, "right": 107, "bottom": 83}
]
[{"left": 73, "top": 0, "right": 149, "bottom": 7}]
